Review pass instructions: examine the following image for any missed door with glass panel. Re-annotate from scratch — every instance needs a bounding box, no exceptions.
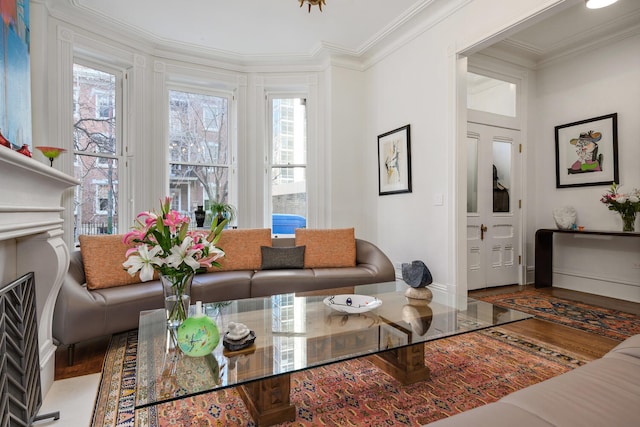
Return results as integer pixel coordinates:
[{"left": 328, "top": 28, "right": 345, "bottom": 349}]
[{"left": 467, "top": 123, "right": 520, "bottom": 290}]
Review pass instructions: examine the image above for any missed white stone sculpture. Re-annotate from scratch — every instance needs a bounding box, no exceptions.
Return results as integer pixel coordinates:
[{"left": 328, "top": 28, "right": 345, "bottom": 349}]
[{"left": 552, "top": 206, "right": 577, "bottom": 230}]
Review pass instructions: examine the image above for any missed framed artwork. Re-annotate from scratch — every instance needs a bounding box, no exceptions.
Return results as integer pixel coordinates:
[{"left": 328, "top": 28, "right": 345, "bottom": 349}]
[
  {"left": 555, "top": 113, "right": 618, "bottom": 188},
  {"left": 378, "top": 124, "right": 412, "bottom": 195},
  {"left": 0, "top": 0, "right": 32, "bottom": 149},
  {"left": 379, "top": 321, "right": 410, "bottom": 350}
]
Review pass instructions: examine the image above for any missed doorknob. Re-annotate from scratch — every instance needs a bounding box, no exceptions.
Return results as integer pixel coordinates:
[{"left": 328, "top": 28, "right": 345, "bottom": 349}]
[{"left": 481, "top": 224, "right": 488, "bottom": 240}]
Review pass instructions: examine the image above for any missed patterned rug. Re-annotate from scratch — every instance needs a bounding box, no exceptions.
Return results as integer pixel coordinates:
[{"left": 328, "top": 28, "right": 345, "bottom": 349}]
[
  {"left": 92, "top": 328, "right": 585, "bottom": 427},
  {"left": 475, "top": 290, "right": 640, "bottom": 341}
]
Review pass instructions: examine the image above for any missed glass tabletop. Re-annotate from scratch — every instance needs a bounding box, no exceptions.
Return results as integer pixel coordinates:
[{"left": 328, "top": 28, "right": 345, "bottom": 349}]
[{"left": 135, "top": 280, "right": 531, "bottom": 409}]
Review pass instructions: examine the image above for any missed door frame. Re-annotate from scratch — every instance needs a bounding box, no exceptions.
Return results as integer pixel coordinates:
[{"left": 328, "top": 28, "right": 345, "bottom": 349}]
[
  {"left": 458, "top": 56, "right": 530, "bottom": 291},
  {"left": 451, "top": 1, "right": 569, "bottom": 296}
]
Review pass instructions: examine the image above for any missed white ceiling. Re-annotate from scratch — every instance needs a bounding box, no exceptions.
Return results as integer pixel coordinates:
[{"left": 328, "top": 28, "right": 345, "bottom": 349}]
[
  {"left": 64, "top": 0, "right": 425, "bottom": 58},
  {"left": 489, "top": 0, "right": 640, "bottom": 66},
  {"left": 47, "top": 0, "right": 640, "bottom": 65}
]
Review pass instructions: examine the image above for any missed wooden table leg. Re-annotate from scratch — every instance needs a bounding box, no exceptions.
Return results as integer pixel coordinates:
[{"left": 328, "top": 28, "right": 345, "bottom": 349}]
[
  {"left": 369, "top": 343, "right": 430, "bottom": 385},
  {"left": 237, "top": 374, "right": 296, "bottom": 426}
]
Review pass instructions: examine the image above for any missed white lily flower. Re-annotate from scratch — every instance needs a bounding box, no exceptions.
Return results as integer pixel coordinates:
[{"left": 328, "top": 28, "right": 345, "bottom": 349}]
[
  {"left": 123, "top": 244, "right": 163, "bottom": 282},
  {"left": 166, "top": 236, "right": 201, "bottom": 271},
  {"left": 205, "top": 241, "right": 225, "bottom": 261}
]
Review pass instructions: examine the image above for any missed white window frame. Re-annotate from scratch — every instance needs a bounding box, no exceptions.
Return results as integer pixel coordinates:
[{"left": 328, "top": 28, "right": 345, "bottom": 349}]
[
  {"left": 72, "top": 57, "right": 126, "bottom": 239},
  {"left": 167, "top": 84, "right": 235, "bottom": 219},
  {"left": 266, "top": 93, "right": 308, "bottom": 236}
]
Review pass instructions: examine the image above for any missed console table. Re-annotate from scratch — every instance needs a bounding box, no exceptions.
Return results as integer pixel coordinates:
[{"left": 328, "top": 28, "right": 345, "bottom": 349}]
[{"left": 534, "top": 228, "right": 640, "bottom": 288}]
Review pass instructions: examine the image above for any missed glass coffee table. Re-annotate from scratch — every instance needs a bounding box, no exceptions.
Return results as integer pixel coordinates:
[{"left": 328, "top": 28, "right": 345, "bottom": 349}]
[{"left": 135, "top": 281, "right": 531, "bottom": 425}]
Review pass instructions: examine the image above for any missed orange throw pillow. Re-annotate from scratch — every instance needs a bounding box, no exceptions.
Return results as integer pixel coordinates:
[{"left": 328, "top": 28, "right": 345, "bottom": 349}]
[
  {"left": 295, "top": 228, "right": 356, "bottom": 268},
  {"left": 208, "top": 229, "right": 273, "bottom": 272},
  {"left": 79, "top": 234, "right": 145, "bottom": 290}
]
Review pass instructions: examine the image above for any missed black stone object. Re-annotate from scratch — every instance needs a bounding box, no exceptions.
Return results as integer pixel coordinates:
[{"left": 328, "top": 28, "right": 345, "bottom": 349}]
[
  {"left": 194, "top": 205, "right": 206, "bottom": 227},
  {"left": 223, "top": 330, "right": 256, "bottom": 351},
  {"left": 401, "top": 260, "right": 433, "bottom": 288}
]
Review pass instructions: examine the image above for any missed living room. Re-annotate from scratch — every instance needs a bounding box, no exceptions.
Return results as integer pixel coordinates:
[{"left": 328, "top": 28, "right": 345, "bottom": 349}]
[
  {"left": 1, "top": 0, "right": 639, "bottom": 425},
  {"left": 21, "top": 0, "right": 640, "bottom": 298}
]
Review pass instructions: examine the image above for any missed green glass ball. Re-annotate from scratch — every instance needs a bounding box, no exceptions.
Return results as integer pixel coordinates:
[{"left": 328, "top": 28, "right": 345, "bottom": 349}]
[{"left": 177, "top": 315, "right": 220, "bottom": 357}]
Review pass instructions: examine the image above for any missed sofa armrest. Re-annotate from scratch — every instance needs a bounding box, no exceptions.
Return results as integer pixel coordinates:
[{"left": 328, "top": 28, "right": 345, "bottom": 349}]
[
  {"left": 355, "top": 239, "right": 396, "bottom": 281},
  {"left": 52, "top": 250, "right": 107, "bottom": 345}
]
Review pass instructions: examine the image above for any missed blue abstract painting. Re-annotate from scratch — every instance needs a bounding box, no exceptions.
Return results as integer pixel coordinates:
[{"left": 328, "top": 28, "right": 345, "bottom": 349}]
[{"left": 1, "top": 0, "right": 31, "bottom": 149}]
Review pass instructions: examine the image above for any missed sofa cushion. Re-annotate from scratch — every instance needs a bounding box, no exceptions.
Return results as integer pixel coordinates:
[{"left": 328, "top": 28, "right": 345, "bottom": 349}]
[
  {"left": 79, "top": 234, "right": 145, "bottom": 290},
  {"left": 208, "top": 228, "right": 273, "bottom": 272},
  {"left": 295, "top": 228, "right": 356, "bottom": 268},
  {"left": 260, "top": 246, "right": 305, "bottom": 270},
  {"left": 498, "top": 356, "right": 640, "bottom": 427}
]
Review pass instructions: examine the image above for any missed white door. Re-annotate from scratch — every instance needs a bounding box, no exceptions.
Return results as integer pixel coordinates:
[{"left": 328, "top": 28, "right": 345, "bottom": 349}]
[{"left": 467, "top": 123, "right": 521, "bottom": 290}]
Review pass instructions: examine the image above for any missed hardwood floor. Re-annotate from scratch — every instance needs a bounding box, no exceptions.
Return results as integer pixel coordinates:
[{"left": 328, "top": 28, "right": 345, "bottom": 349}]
[
  {"left": 55, "top": 336, "right": 110, "bottom": 380},
  {"left": 54, "top": 285, "right": 639, "bottom": 380},
  {"left": 470, "top": 284, "right": 636, "bottom": 361}
]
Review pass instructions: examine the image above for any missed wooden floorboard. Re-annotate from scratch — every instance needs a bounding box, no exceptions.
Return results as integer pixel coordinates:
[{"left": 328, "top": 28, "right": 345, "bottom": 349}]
[
  {"left": 54, "top": 335, "right": 110, "bottom": 380},
  {"left": 469, "top": 284, "right": 634, "bottom": 360},
  {"left": 499, "top": 318, "right": 619, "bottom": 360},
  {"left": 54, "top": 285, "right": 639, "bottom": 380}
]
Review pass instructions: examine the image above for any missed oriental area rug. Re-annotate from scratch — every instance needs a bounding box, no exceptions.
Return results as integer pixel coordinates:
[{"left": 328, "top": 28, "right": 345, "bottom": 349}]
[
  {"left": 92, "top": 328, "right": 586, "bottom": 427},
  {"left": 475, "top": 290, "right": 640, "bottom": 341}
]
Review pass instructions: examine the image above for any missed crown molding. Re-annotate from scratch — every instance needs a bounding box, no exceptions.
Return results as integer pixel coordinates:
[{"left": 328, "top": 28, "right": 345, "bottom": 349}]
[
  {"left": 361, "top": 0, "right": 472, "bottom": 70},
  {"left": 43, "top": 0, "right": 469, "bottom": 73},
  {"left": 536, "top": 20, "right": 640, "bottom": 69}
]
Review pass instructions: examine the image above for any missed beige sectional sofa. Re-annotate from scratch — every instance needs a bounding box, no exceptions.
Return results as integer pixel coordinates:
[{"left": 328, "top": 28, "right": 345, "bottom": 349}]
[
  {"left": 52, "top": 228, "right": 395, "bottom": 363},
  {"left": 426, "top": 333, "right": 640, "bottom": 427}
]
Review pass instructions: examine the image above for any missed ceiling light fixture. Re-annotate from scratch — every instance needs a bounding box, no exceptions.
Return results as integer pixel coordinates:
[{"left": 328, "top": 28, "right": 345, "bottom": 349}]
[
  {"left": 300, "top": 0, "right": 326, "bottom": 13},
  {"left": 585, "top": 0, "right": 619, "bottom": 9}
]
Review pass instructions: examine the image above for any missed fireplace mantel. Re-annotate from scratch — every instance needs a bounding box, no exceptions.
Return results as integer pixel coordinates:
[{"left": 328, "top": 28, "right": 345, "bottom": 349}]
[{"left": 0, "top": 147, "right": 79, "bottom": 396}]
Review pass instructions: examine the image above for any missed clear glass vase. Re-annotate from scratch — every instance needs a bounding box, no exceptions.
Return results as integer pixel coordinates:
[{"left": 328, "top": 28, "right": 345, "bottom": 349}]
[
  {"left": 621, "top": 212, "right": 636, "bottom": 232},
  {"left": 159, "top": 272, "right": 193, "bottom": 328}
]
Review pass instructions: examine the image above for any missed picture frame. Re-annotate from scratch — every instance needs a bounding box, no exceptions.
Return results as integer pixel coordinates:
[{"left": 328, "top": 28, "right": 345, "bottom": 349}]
[
  {"left": 555, "top": 113, "right": 618, "bottom": 188},
  {"left": 378, "top": 124, "right": 412, "bottom": 195}
]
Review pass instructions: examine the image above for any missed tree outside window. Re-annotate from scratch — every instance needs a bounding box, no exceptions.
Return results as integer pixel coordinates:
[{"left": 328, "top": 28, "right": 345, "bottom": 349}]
[
  {"left": 169, "top": 89, "right": 231, "bottom": 227},
  {"left": 72, "top": 62, "right": 120, "bottom": 241}
]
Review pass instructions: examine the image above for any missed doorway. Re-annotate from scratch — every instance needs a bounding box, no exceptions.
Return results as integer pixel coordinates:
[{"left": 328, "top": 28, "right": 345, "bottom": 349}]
[{"left": 466, "top": 122, "right": 521, "bottom": 290}]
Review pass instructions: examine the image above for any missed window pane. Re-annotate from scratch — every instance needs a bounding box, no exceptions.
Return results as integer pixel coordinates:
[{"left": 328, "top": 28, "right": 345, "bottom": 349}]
[
  {"left": 170, "top": 165, "right": 229, "bottom": 226},
  {"left": 169, "top": 90, "right": 230, "bottom": 215},
  {"left": 74, "top": 154, "right": 119, "bottom": 238},
  {"left": 271, "top": 167, "right": 307, "bottom": 234},
  {"left": 73, "top": 64, "right": 117, "bottom": 156},
  {"left": 73, "top": 63, "right": 119, "bottom": 242},
  {"left": 271, "top": 97, "right": 307, "bottom": 234},
  {"left": 493, "top": 141, "right": 511, "bottom": 213},
  {"left": 467, "top": 136, "right": 478, "bottom": 213},
  {"left": 467, "top": 72, "right": 516, "bottom": 117},
  {"left": 272, "top": 98, "right": 306, "bottom": 165},
  {"left": 169, "top": 90, "right": 228, "bottom": 164}
]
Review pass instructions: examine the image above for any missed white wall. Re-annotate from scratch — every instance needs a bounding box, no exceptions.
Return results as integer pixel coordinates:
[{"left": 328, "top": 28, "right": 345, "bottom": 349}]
[
  {"left": 534, "top": 34, "right": 640, "bottom": 230},
  {"left": 362, "top": 0, "right": 564, "bottom": 292},
  {"left": 531, "top": 33, "right": 640, "bottom": 301},
  {"left": 327, "top": 65, "right": 370, "bottom": 236}
]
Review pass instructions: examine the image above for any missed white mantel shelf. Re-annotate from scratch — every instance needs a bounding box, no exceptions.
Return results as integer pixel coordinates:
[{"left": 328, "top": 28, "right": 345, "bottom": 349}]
[
  {"left": 0, "top": 147, "right": 79, "bottom": 397},
  {"left": 1, "top": 147, "right": 78, "bottom": 238}
]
